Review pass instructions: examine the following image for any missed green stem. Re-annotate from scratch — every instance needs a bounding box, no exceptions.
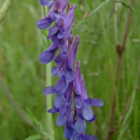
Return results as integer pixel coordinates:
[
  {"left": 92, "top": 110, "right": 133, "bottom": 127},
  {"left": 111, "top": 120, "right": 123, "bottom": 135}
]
[
  {"left": 0, "top": 0, "right": 13, "bottom": 23},
  {"left": 42, "top": 6, "right": 54, "bottom": 140},
  {"left": 46, "top": 62, "right": 54, "bottom": 140}
]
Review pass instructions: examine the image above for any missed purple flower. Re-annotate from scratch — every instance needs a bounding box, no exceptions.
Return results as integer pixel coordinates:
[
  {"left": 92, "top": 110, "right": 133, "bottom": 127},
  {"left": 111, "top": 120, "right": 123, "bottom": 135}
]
[
  {"left": 74, "top": 61, "right": 82, "bottom": 95},
  {"left": 37, "top": 0, "right": 103, "bottom": 139},
  {"left": 39, "top": 0, "right": 50, "bottom": 6},
  {"left": 48, "top": 4, "right": 76, "bottom": 52},
  {"left": 37, "top": 0, "right": 68, "bottom": 29},
  {"left": 39, "top": 43, "right": 58, "bottom": 64}
]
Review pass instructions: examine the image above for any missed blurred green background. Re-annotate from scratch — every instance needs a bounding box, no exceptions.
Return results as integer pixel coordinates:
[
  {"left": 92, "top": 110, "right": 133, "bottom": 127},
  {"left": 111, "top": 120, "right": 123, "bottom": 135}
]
[{"left": 0, "top": 0, "right": 140, "bottom": 140}]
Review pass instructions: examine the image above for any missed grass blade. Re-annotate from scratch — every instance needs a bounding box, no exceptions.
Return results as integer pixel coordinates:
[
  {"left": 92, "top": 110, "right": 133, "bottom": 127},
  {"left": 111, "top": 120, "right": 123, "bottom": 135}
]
[{"left": 117, "top": 91, "right": 136, "bottom": 140}]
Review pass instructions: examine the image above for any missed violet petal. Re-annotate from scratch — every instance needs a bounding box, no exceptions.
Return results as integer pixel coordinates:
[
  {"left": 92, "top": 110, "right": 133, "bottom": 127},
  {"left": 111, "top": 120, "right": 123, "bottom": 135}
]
[
  {"left": 39, "top": 50, "right": 56, "bottom": 64},
  {"left": 82, "top": 105, "right": 94, "bottom": 121},
  {"left": 55, "top": 51, "right": 67, "bottom": 65},
  {"left": 68, "top": 36, "right": 80, "bottom": 70},
  {"left": 55, "top": 77, "right": 67, "bottom": 92},
  {"left": 64, "top": 125, "right": 73, "bottom": 138},
  {"left": 37, "top": 17, "right": 53, "bottom": 29},
  {"left": 54, "top": 94, "right": 65, "bottom": 108},
  {"left": 74, "top": 118, "right": 86, "bottom": 134},
  {"left": 39, "top": 0, "right": 50, "bottom": 6},
  {"left": 43, "top": 86, "right": 56, "bottom": 95},
  {"left": 48, "top": 107, "right": 59, "bottom": 113},
  {"left": 84, "top": 98, "right": 104, "bottom": 107},
  {"left": 74, "top": 61, "right": 81, "bottom": 95},
  {"left": 74, "top": 95, "right": 84, "bottom": 109},
  {"left": 64, "top": 68, "right": 75, "bottom": 83},
  {"left": 56, "top": 114, "right": 66, "bottom": 126}
]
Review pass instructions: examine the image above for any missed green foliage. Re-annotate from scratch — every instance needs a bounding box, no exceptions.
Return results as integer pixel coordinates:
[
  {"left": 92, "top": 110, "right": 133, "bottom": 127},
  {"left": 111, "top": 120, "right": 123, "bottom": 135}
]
[
  {"left": 117, "top": 91, "right": 136, "bottom": 140},
  {"left": 25, "top": 135, "right": 42, "bottom": 140},
  {"left": 0, "top": 0, "right": 140, "bottom": 140}
]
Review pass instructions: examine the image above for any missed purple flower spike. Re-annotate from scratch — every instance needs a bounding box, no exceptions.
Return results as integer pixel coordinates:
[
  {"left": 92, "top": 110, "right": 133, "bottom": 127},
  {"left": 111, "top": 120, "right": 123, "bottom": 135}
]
[
  {"left": 74, "top": 61, "right": 81, "bottom": 95},
  {"left": 40, "top": 0, "right": 50, "bottom": 6},
  {"left": 68, "top": 36, "right": 80, "bottom": 70},
  {"left": 37, "top": 0, "right": 103, "bottom": 139}
]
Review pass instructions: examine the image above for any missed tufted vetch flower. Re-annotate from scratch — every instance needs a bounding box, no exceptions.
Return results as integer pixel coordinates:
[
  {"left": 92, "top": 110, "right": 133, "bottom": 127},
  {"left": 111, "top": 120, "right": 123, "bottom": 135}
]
[{"left": 37, "top": 0, "right": 103, "bottom": 139}]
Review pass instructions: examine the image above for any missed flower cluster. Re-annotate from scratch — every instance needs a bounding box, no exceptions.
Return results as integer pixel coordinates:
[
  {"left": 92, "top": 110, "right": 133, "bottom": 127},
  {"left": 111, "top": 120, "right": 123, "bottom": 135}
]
[{"left": 38, "top": 0, "right": 103, "bottom": 139}]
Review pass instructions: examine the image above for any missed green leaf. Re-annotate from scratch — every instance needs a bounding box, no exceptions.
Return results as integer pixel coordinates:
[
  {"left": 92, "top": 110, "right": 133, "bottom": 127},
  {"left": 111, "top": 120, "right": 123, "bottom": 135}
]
[
  {"left": 117, "top": 91, "right": 136, "bottom": 140},
  {"left": 114, "top": 1, "right": 133, "bottom": 11},
  {"left": 87, "top": 0, "right": 94, "bottom": 10},
  {"left": 73, "top": 0, "right": 82, "bottom": 19},
  {"left": 25, "top": 135, "right": 42, "bottom": 140}
]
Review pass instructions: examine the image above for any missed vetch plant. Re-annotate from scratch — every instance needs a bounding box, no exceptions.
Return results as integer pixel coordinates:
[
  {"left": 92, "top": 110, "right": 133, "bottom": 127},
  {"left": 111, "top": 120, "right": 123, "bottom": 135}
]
[{"left": 38, "top": 0, "right": 103, "bottom": 139}]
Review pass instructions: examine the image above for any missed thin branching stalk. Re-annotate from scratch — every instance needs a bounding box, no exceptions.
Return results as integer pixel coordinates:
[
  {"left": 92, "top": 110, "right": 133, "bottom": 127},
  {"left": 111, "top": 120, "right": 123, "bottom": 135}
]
[
  {"left": 106, "top": 0, "right": 134, "bottom": 139},
  {"left": 0, "top": 76, "right": 37, "bottom": 131},
  {"left": 0, "top": 0, "right": 13, "bottom": 23}
]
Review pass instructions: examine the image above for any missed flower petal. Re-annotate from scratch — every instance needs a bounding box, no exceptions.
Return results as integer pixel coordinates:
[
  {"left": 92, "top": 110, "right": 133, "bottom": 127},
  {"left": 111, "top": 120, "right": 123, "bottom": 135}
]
[
  {"left": 81, "top": 75, "right": 88, "bottom": 99},
  {"left": 80, "top": 134, "right": 98, "bottom": 140},
  {"left": 39, "top": 50, "right": 56, "bottom": 64},
  {"left": 68, "top": 36, "right": 80, "bottom": 70},
  {"left": 84, "top": 98, "right": 103, "bottom": 107},
  {"left": 48, "top": 26, "right": 60, "bottom": 39},
  {"left": 59, "top": 104, "right": 66, "bottom": 115},
  {"left": 39, "top": 0, "right": 50, "bottom": 6},
  {"left": 54, "top": 94, "right": 65, "bottom": 108},
  {"left": 74, "top": 95, "right": 84, "bottom": 109},
  {"left": 51, "top": 67, "right": 58, "bottom": 76},
  {"left": 74, "top": 61, "right": 81, "bottom": 95},
  {"left": 55, "top": 51, "right": 67, "bottom": 65},
  {"left": 64, "top": 68, "right": 75, "bottom": 83},
  {"left": 64, "top": 83, "right": 73, "bottom": 104},
  {"left": 82, "top": 105, "right": 94, "bottom": 121},
  {"left": 48, "top": 107, "right": 59, "bottom": 113},
  {"left": 43, "top": 86, "right": 56, "bottom": 95},
  {"left": 37, "top": 17, "right": 53, "bottom": 29},
  {"left": 55, "top": 77, "right": 67, "bottom": 92},
  {"left": 56, "top": 114, "right": 66, "bottom": 126},
  {"left": 88, "top": 114, "right": 96, "bottom": 122},
  {"left": 74, "top": 118, "right": 86, "bottom": 134},
  {"left": 47, "top": 43, "right": 57, "bottom": 51},
  {"left": 64, "top": 125, "right": 73, "bottom": 138}
]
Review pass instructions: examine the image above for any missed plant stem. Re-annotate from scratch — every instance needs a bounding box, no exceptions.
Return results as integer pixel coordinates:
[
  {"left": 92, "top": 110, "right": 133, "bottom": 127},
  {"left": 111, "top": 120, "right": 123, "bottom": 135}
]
[
  {"left": 0, "top": 0, "right": 13, "bottom": 23},
  {"left": 0, "top": 75, "right": 37, "bottom": 131},
  {"left": 106, "top": 0, "right": 134, "bottom": 139},
  {"left": 46, "top": 62, "right": 54, "bottom": 140},
  {"left": 42, "top": 6, "right": 54, "bottom": 140}
]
